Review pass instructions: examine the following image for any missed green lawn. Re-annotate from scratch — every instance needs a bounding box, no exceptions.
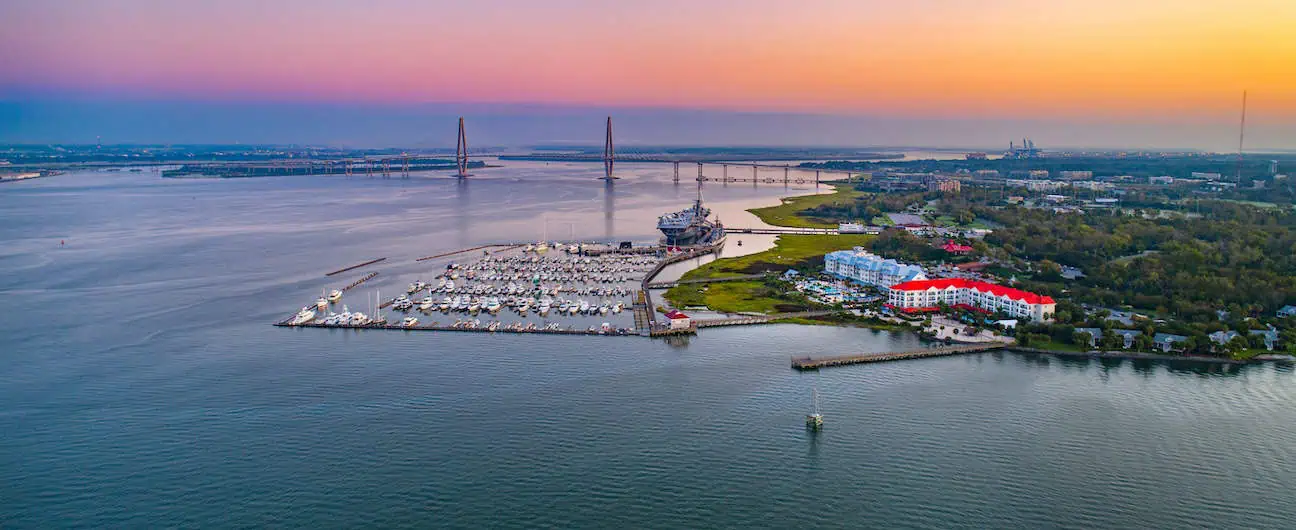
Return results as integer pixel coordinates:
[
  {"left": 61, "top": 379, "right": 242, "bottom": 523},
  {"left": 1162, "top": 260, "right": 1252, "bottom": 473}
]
[
  {"left": 679, "top": 234, "right": 875, "bottom": 281},
  {"left": 746, "top": 184, "right": 861, "bottom": 228},
  {"left": 665, "top": 281, "right": 815, "bottom": 314},
  {"left": 663, "top": 233, "right": 875, "bottom": 313}
]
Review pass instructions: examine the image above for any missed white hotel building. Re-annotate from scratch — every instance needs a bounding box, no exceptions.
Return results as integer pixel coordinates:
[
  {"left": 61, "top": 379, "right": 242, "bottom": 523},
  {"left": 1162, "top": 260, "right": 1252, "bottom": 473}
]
[
  {"left": 824, "top": 248, "right": 927, "bottom": 288},
  {"left": 887, "top": 278, "right": 1056, "bottom": 322}
]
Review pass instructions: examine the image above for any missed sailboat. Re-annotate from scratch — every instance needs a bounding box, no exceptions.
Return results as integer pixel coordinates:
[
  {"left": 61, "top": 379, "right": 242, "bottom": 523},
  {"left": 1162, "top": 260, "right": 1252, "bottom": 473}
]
[{"left": 806, "top": 386, "right": 824, "bottom": 429}]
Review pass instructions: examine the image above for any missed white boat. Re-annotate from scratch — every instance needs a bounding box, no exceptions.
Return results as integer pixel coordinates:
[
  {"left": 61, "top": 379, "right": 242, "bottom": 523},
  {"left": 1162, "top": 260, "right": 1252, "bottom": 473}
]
[
  {"left": 291, "top": 307, "right": 317, "bottom": 325},
  {"left": 350, "top": 312, "right": 371, "bottom": 326},
  {"left": 316, "top": 296, "right": 329, "bottom": 311},
  {"left": 407, "top": 282, "right": 420, "bottom": 294},
  {"left": 402, "top": 316, "right": 419, "bottom": 327},
  {"left": 578, "top": 300, "right": 590, "bottom": 313},
  {"left": 806, "top": 387, "right": 824, "bottom": 429},
  {"left": 327, "top": 290, "right": 343, "bottom": 302}
]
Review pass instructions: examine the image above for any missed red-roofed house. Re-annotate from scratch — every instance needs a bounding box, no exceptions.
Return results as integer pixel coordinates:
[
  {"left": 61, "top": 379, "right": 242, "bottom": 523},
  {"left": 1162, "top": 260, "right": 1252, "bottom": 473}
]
[
  {"left": 941, "top": 240, "right": 974, "bottom": 254},
  {"left": 664, "top": 310, "right": 692, "bottom": 330},
  {"left": 886, "top": 279, "right": 1056, "bottom": 321}
]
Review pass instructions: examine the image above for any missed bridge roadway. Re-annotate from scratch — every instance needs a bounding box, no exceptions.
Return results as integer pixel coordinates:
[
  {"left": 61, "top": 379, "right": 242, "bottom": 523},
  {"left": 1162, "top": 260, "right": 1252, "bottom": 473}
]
[{"left": 791, "top": 341, "right": 1012, "bottom": 370}]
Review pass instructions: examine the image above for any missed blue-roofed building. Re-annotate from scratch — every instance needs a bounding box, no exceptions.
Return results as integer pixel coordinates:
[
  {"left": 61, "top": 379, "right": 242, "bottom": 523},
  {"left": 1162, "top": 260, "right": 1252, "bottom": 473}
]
[
  {"left": 1208, "top": 330, "right": 1241, "bottom": 346},
  {"left": 1278, "top": 305, "right": 1296, "bottom": 318},
  {"left": 1249, "top": 328, "right": 1280, "bottom": 351},
  {"left": 824, "top": 248, "right": 927, "bottom": 289},
  {"left": 1153, "top": 333, "right": 1188, "bottom": 353}
]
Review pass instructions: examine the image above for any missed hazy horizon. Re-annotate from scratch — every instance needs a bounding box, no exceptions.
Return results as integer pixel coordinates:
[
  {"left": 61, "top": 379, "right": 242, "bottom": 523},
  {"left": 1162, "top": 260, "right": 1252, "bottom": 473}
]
[{"left": 5, "top": 99, "right": 1295, "bottom": 152}]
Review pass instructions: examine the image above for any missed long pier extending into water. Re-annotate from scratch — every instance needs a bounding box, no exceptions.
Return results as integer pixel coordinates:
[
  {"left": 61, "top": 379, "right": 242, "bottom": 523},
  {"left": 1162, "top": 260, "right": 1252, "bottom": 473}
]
[{"left": 791, "top": 342, "right": 1012, "bottom": 370}]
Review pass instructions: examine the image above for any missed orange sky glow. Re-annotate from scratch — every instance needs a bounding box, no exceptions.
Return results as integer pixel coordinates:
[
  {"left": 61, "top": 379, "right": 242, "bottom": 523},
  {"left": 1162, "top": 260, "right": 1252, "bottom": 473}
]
[{"left": 2, "top": 0, "right": 1294, "bottom": 122}]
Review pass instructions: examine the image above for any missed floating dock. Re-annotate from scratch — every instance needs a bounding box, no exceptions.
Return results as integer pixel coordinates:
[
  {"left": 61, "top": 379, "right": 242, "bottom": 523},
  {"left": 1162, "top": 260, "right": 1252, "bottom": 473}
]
[{"left": 791, "top": 342, "right": 1011, "bottom": 370}]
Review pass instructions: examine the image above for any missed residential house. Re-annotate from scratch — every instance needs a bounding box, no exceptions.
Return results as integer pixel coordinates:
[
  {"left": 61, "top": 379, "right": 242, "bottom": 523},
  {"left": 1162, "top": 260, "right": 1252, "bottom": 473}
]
[
  {"left": 1249, "top": 329, "right": 1280, "bottom": 351},
  {"left": 1112, "top": 330, "right": 1142, "bottom": 349},
  {"left": 1074, "top": 327, "right": 1102, "bottom": 348},
  {"left": 1153, "top": 333, "right": 1188, "bottom": 353}
]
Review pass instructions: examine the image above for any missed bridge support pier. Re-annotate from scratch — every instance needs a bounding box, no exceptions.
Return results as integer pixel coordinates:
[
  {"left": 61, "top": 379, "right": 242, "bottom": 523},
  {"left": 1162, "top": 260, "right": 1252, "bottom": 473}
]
[
  {"left": 784, "top": 165, "right": 789, "bottom": 185},
  {"left": 673, "top": 161, "right": 679, "bottom": 183},
  {"left": 697, "top": 162, "right": 703, "bottom": 181},
  {"left": 815, "top": 170, "right": 820, "bottom": 187}
]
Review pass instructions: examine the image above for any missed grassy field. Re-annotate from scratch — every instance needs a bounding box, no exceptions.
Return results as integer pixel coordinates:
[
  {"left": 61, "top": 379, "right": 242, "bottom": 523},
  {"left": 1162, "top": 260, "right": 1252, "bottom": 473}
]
[
  {"left": 663, "top": 233, "right": 874, "bottom": 313},
  {"left": 679, "top": 234, "right": 875, "bottom": 281},
  {"left": 746, "top": 184, "right": 861, "bottom": 228},
  {"left": 665, "top": 280, "right": 816, "bottom": 314}
]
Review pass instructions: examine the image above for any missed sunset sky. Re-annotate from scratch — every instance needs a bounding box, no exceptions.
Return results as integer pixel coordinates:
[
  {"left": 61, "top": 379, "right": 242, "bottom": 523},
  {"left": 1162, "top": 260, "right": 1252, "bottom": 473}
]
[{"left": 2, "top": 0, "right": 1294, "bottom": 148}]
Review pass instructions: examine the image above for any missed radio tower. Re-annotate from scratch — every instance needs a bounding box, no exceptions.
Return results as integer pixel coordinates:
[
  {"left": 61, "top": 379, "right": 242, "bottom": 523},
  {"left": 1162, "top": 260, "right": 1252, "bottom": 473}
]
[
  {"left": 456, "top": 117, "right": 470, "bottom": 178},
  {"left": 1236, "top": 90, "right": 1247, "bottom": 185},
  {"left": 602, "top": 116, "right": 616, "bottom": 180}
]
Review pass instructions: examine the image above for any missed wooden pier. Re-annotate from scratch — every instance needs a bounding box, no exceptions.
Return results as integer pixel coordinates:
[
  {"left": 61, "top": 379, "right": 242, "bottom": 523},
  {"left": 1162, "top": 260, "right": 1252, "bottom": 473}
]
[
  {"left": 791, "top": 342, "right": 1011, "bottom": 370},
  {"left": 325, "top": 257, "right": 387, "bottom": 276}
]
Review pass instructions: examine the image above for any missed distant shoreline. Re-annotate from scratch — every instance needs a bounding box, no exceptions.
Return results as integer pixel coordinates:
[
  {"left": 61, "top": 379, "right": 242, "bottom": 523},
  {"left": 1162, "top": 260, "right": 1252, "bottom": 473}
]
[{"left": 1008, "top": 347, "right": 1291, "bottom": 365}]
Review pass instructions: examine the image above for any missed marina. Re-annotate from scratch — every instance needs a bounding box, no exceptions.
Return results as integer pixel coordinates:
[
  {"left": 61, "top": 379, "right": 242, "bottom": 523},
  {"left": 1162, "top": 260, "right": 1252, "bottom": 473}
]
[
  {"left": 283, "top": 242, "right": 683, "bottom": 336},
  {"left": 279, "top": 186, "right": 747, "bottom": 337}
]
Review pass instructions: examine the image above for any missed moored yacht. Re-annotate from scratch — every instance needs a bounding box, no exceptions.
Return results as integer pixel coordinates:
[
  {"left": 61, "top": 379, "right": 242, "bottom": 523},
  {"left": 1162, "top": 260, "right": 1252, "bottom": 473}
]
[{"left": 291, "top": 307, "right": 317, "bottom": 325}]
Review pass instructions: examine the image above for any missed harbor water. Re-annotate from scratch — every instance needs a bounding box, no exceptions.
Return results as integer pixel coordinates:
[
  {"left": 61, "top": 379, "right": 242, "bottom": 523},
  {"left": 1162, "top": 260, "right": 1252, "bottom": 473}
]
[{"left": 3, "top": 163, "right": 1296, "bottom": 528}]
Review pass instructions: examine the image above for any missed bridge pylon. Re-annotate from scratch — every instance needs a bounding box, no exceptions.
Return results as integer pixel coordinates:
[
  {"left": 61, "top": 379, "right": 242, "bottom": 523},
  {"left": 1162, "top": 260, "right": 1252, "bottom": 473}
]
[
  {"left": 601, "top": 116, "right": 616, "bottom": 180},
  {"left": 456, "top": 117, "right": 470, "bottom": 178}
]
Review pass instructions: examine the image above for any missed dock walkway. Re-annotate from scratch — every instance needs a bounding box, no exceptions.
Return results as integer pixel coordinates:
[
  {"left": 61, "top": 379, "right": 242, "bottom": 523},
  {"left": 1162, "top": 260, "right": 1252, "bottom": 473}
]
[{"left": 792, "top": 341, "right": 1011, "bottom": 370}]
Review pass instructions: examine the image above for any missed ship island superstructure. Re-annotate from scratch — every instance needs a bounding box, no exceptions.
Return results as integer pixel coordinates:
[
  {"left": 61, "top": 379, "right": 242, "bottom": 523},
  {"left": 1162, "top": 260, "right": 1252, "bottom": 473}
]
[{"left": 657, "top": 186, "right": 725, "bottom": 246}]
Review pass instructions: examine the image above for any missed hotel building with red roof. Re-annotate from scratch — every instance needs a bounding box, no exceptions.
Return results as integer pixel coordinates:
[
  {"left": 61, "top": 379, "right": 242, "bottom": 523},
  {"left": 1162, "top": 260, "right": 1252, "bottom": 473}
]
[{"left": 887, "top": 278, "right": 1056, "bottom": 322}]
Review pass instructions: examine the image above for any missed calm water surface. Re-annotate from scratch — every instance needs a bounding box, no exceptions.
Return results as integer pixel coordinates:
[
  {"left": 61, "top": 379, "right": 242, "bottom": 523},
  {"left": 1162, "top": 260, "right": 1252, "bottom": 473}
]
[{"left": 2, "top": 163, "right": 1294, "bottom": 528}]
